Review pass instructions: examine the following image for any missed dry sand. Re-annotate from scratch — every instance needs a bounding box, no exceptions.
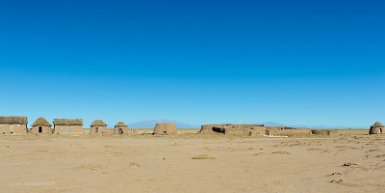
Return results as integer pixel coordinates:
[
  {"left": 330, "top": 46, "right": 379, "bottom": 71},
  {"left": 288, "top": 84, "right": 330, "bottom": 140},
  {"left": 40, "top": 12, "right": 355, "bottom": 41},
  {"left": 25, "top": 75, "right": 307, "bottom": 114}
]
[{"left": 1, "top": 133, "right": 385, "bottom": 193}]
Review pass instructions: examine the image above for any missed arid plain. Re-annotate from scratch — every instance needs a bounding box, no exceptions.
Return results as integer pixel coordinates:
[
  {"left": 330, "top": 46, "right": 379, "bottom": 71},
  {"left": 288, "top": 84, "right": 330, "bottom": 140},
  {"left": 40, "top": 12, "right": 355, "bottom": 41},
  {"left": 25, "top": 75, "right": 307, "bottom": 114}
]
[{"left": 1, "top": 129, "right": 385, "bottom": 193}]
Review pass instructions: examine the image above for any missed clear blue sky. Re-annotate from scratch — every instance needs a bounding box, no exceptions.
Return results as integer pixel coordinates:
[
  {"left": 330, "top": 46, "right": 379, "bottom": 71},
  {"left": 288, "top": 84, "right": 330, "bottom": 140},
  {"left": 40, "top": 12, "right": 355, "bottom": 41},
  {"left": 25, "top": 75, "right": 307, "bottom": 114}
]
[{"left": 0, "top": 0, "right": 384, "bottom": 128}]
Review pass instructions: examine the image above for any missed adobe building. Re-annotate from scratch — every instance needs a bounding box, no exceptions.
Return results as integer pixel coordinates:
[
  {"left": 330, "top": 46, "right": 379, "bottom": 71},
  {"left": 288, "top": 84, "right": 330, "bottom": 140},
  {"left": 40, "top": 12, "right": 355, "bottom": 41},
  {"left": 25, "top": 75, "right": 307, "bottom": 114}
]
[
  {"left": 153, "top": 123, "right": 177, "bottom": 135},
  {"left": 200, "top": 124, "right": 265, "bottom": 136},
  {"left": 90, "top": 120, "right": 108, "bottom": 135},
  {"left": 30, "top": 117, "right": 52, "bottom": 134},
  {"left": 53, "top": 119, "right": 84, "bottom": 135},
  {"left": 369, "top": 121, "right": 384, "bottom": 134},
  {"left": 200, "top": 124, "right": 311, "bottom": 136},
  {"left": 114, "top": 122, "right": 129, "bottom": 135},
  {"left": 0, "top": 116, "right": 28, "bottom": 135},
  {"left": 266, "top": 126, "right": 312, "bottom": 136},
  {"left": 311, "top": 129, "right": 331, "bottom": 136}
]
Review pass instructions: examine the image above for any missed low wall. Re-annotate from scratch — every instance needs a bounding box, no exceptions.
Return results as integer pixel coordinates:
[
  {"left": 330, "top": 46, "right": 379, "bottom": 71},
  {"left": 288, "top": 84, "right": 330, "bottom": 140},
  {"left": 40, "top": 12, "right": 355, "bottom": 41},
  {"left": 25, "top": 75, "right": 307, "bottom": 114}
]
[
  {"left": 311, "top": 130, "right": 331, "bottom": 135},
  {"left": 267, "top": 127, "right": 312, "bottom": 136},
  {"left": 54, "top": 126, "right": 84, "bottom": 135},
  {"left": 200, "top": 124, "right": 265, "bottom": 136},
  {"left": 0, "top": 124, "right": 28, "bottom": 135}
]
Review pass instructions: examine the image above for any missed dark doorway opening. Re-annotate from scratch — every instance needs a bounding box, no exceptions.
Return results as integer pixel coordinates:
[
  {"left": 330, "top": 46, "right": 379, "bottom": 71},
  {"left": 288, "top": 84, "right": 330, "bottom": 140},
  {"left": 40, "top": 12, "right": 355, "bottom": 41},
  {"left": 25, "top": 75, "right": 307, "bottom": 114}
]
[
  {"left": 95, "top": 127, "right": 99, "bottom": 134},
  {"left": 380, "top": 128, "right": 383, "bottom": 133},
  {"left": 39, "top": 127, "right": 42, "bottom": 133},
  {"left": 212, "top": 127, "right": 226, "bottom": 134},
  {"left": 118, "top": 128, "right": 123, "bottom": 135},
  {"left": 163, "top": 131, "right": 167, "bottom": 134}
]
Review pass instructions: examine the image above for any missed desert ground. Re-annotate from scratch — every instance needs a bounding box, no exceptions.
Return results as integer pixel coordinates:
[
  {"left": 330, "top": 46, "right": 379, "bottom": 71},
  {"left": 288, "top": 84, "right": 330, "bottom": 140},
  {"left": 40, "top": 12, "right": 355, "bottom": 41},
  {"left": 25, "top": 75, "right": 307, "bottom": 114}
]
[{"left": 1, "top": 130, "right": 385, "bottom": 193}]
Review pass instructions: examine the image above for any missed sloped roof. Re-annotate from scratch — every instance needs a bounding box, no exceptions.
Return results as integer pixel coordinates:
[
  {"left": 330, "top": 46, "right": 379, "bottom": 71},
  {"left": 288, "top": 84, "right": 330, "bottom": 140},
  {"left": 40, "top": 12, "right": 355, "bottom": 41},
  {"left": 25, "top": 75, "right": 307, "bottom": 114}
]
[
  {"left": 54, "top": 119, "right": 83, "bottom": 126},
  {"left": 90, "top": 120, "right": 106, "bottom": 127},
  {"left": 114, "top": 121, "right": 127, "bottom": 128},
  {"left": 32, "top": 117, "right": 51, "bottom": 127},
  {"left": 0, "top": 116, "right": 27, "bottom": 124},
  {"left": 372, "top": 121, "right": 384, "bottom": 127}
]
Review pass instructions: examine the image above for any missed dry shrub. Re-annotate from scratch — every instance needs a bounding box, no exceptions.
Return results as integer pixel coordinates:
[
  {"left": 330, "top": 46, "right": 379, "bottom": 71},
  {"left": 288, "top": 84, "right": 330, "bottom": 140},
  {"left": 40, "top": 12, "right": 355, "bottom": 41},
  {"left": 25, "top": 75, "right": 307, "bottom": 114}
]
[
  {"left": 192, "top": 154, "right": 216, "bottom": 160},
  {"left": 307, "top": 147, "right": 323, "bottom": 151},
  {"left": 129, "top": 162, "right": 140, "bottom": 167},
  {"left": 272, "top": 151, "right": 290, "bottom": 155},
  {"left": 330, "top": 179, "right": 343, "bottom": 184},
  {"left": 342, "top": 162, "right": 358, "bottom": 167}
]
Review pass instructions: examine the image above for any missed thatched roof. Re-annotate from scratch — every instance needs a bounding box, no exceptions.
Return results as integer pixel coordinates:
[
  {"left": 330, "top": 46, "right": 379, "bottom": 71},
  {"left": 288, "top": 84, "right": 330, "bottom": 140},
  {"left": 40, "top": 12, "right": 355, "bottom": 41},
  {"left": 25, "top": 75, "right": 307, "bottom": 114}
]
[
  {"left": 90, "top": 120, "right": 106, "bottom": 127},
  {"left": 32, "top": 117, "right": 51, "bottom": 127},
  {"left": 0, "top": 116, "right": 27, "bottom": 124},
  {"left": 114, "top": 121, "right": 127, "bottom": 128},
  {"left": 372, "top": 121, "right": 384, "bottom": 128},
  {"left": 53, "top": 119, "right": 83, "bottom": 126}
]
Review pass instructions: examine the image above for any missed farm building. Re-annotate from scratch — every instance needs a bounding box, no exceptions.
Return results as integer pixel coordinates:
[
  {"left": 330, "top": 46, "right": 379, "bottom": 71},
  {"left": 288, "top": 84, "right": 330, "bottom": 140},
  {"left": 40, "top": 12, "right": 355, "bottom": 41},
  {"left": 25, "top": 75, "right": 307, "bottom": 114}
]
[
  {"left": 311, "top": 129, "right": 331, "bottom": 136},
  {"left": 369, "top": 121, "right": 384, "bottom": 134},
  {"left": 266, "top": 127, "right": 312, "bottom": 136},
  {"left": 200, "top": 124, "right": 312, "bottom": 136},
  {"left": 114, "top": 122, "right": 129, "bottom": 135},
  {"left": 200, "top": 124, "right": 265, "bottom": 136},
  {"left": 90, "top": 120, "right": 109, "bottom": 135},
  {"left": 53, "top": 119, "right": 84, "bottom": 135},
  {"left": 30, "top": 117, "right": 52, "bottom": 134},
  {"left": 0, "top": 116, "right": 28, "bottom": 135},
  {"left": 153, "top": 123, "right": 177, "bottom": 135}
]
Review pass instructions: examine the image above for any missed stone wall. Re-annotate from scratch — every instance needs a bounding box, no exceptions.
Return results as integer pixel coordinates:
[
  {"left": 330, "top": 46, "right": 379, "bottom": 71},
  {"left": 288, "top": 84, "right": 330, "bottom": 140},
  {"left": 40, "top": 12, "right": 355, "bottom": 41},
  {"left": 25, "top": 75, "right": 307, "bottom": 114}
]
[
  {"left": 153, "top": 123, "right": 177, "bottom": 135},
  {"left": 30, "top": 126, "right": 52, "bottom": 135},
  {"left": 200, "top": 124, "right": 266, "bottom": 136},
  {"left": 267, "top": 127, "right": 312, "bottom": 136},
  {"left": 0, "top": 124, "right": 28, "bottom": 135},
  {"left": 90, "top": 126, "right": 111, "bottom": 135},
  {"left": 54, "top": 125, "right": 84, "bottom": 135}
]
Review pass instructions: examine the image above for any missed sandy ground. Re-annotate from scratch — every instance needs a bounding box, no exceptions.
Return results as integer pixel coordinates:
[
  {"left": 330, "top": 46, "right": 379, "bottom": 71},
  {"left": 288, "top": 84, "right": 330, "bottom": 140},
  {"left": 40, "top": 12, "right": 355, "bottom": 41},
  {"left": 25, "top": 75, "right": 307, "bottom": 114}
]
[{"left": 1, "top": 134, "right": 385, "bottom": 193}]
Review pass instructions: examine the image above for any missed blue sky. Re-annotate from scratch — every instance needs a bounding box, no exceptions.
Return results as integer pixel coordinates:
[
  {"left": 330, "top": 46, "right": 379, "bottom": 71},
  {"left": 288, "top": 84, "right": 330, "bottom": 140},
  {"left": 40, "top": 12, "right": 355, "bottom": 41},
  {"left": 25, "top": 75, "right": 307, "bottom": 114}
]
[{"left": 0, "top": 0, "right": 384, "bottom": 128}]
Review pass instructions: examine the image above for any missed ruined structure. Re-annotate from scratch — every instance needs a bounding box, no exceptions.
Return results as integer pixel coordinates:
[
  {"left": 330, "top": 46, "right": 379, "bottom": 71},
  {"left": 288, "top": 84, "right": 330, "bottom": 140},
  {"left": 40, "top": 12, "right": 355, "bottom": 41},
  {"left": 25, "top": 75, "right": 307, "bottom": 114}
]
[
  {"left": 200, "top": 124, "right": 265, "bottom": 136},
  {"left": 200, "top": 124, "right": 312, "bottom": 136},
  {"left": 311, "top": 129, "right": 331, "bottom": 136},
  {"left": 90, "top": 120, "right": 108, "bottom": 135},
  {"left": 30, "top": 117, "right": 52, "bottom": 134},
  {"left": 153, "top": 123, "right": 177, "bottom": 135},
  {"left": 266, "top": 127, "right": 312, "bottom": 136},
  {"left": 114, "top": 122, "right": 129, "bottom": 135},
  {"left": 0, "top": 116, "right": 28, "bottom": 135},
  {"left": 369, "top": 121, "right": 384, "bottom": 134},
  {"left": 53, "top": 119, "right": 84, "bottom": 135}
]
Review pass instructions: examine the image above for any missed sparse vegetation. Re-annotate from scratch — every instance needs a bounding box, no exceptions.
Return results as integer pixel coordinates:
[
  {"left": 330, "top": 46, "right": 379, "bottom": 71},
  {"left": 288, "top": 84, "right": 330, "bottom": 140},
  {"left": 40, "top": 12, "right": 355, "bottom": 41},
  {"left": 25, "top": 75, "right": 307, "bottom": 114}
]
[{"left": 192, "top": 154, "right": 216, "bottom": 160}]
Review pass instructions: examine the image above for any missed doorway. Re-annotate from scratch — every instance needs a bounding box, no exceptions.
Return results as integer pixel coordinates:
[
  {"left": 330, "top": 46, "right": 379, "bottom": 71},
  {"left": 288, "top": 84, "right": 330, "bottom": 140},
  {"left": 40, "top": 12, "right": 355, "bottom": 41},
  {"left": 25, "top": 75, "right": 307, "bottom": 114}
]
[
  {"left": 118, "top": 128, "right": 123, "bottom": 135},
  {"left": 38, "top": 127, "right": 42, "bottom": 133}
]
